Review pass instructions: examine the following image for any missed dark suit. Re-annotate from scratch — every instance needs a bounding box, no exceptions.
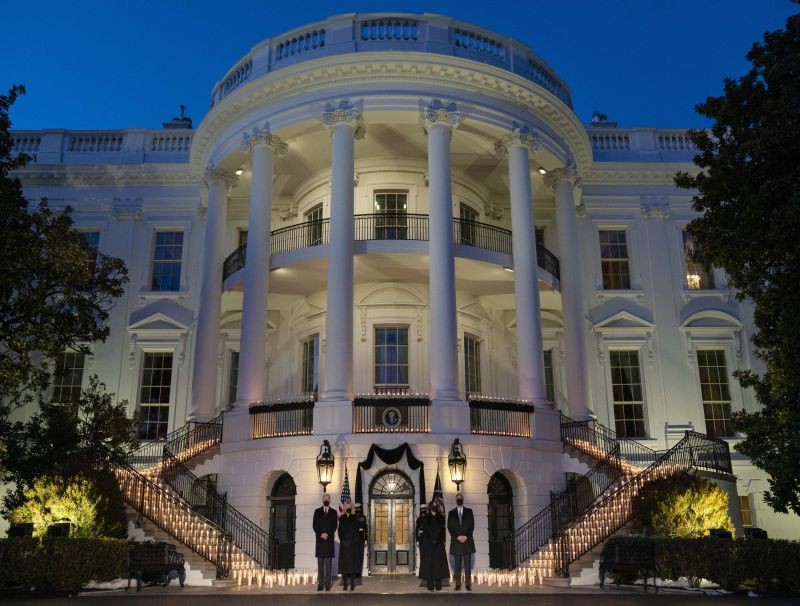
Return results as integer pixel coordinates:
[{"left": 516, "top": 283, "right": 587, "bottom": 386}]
[
  {"left": 447, "top": 506, "right": 475, "bottom": 588},
  {"left": 313, "top": 506, "right": 338, "bottom": 589}
]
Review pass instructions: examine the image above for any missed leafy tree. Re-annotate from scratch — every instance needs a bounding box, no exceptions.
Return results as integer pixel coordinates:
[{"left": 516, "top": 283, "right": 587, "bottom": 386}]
[
  {"left": 631, "top": 475, "right": 734, "bottom": 538},
  {"left": 1, "top": 375, "right": 139, "bottom": 514},
  {"left": 0, "top": 85, "right": 128, "bottom": 424},
  {"left": 675, "top": 10, "right": 800, "bottom": 516}
]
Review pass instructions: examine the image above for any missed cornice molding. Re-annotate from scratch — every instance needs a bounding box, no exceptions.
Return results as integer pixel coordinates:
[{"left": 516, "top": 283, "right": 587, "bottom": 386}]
[{"left": 14, "top": 165, "right": 200, "bottom": 187}]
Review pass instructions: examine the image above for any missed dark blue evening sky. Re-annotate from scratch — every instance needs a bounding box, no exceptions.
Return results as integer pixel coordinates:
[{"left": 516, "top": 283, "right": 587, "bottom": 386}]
[{"left": 2, "top": 0, "right": 796, "bottom": 131}]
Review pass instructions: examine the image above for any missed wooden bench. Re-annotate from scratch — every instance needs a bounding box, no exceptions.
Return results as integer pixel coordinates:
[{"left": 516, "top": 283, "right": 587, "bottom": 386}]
[
  {"left": 599, "top": 540, "right": 657, "bottom": 592},
  {"left": 126, "top": 542, "right": 187, "bottom": 592}
]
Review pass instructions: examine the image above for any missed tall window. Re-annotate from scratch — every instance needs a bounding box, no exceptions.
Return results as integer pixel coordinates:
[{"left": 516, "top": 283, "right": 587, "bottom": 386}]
[
  {"left": 238, "top": 230, "right": 248, "bottom": 248},
  {"left": 302, "top": 335, "right": 319, "bottom": 395},
  {"left": 683, "top": 230, "right": 715, "bottom": 289},
  {"left": 739, "top": 495, "right": 753, "bottom": 528},
  {"left": 697, "top": 349, "right": 733, "bottom": 437},
  {"left": 535, "top": 226, "right": 546, "bottom": 247},
  {"left": 306, "top": 204, "right": 324, "bottom": 246},
  {"left": 151, "top": 231, "right": 183, "bottom": 291},
  {"left": 374, "top": 327, "right": 408, "bottom": 386},
  {"left": 374, "top": 191, "right": 408, "bottom": 240},
  {"left": 599, "top": 229, "right": 631, "bottom": 289},
  {"left": 610, "top": 350, "right": 647, "bottom": 437},
  {"left": 81, "top": 231, "right": 100, "bottom": 263},
  {"left": 138, "top": 352, "right": 173, "bottom": 440},
  {"left": 51, "top": 351, "right": 85, "bottom": 407},
  {"left": 543, "top": 349, "right": 556, "bottom": 408},
  {"left": 459, "top": 203, "right": 479, "bottom": 246},
  {"left": 464, "top": 334, "right": 481, "bottom": 395},
  {"left": 228, "top": 351, "right": 240, "bottom": 405}
]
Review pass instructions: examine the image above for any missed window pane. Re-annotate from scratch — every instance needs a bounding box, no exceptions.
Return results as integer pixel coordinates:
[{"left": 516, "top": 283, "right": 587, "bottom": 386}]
[
  {"left": 51, "top": 351, "right": 85, "bottom": 406},
  {"left": 697, "top": 349, "right": 733, "bottom": 437},
  {"left": 599, "top": 230, "right": 631, "bottom": 289},
  {"left": 138, "top": 352, "right": 173, "bottom": 440},
  {"left": 610, "top": 350, "right": 646, "bottom": 438},
  {"left": 374, "top": 327, "right": 409, "bottom": 387},
  {"left": 683, "top": 231, "right": 715, "bottom": 289},
  {"left": 464, "top": 335, "right": 481, "bottom": 395},
  {"left": 151, "top": 231, "right": 183, "bottom": 291},
  {"left": 228, "top": 351, "right": 240, "bottom": 405}
]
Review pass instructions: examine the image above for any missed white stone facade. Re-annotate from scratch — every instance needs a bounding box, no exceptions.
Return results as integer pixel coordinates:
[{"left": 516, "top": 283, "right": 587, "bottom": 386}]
[{"left": 9, "top": 13, "right": 798, "bottom": 568}]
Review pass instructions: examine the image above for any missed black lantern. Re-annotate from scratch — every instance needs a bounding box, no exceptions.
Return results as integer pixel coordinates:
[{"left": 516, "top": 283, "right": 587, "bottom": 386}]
[
  {"left": 448, "top": 438, "right": 467, "bottom": 490},
  {"left": 316, "top": 439, "right": 335, "bottom": 490}
]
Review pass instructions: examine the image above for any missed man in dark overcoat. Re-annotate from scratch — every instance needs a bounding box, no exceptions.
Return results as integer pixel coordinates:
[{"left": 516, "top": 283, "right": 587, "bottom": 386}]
[
  {"left": 313, "top": 492, "right": 338, "bottom": 591},
  {"left": 447, "top": 491, "right": 475, "bottom": 591},
  {"left": 337, "top": 501, "right": 360, "bottom": 590}
]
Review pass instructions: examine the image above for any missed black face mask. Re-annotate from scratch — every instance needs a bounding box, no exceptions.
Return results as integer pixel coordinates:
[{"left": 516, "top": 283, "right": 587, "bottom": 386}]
[
  {"left": 456, "top": 498, "right": 464, "bottom": 506},
  {"left": 323, "top": 500, "right": 330, "bottom": 507},
  {"left": 429, "top": 506, "right": 437, "bottom": 514}
]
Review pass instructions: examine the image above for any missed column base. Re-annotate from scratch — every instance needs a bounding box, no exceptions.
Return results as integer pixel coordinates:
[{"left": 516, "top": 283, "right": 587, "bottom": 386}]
[
  {"left": 314, "top": 398, "right": 353, "bottom": 436},
  {"left": 533, "top": 406, "right": 561, "bottom": 442},
  {"left": 221, "top": 402, "right": 252, "bottom": 444},
  {"left": 430, "top": 398, "right": 470, "bottom": 434}
]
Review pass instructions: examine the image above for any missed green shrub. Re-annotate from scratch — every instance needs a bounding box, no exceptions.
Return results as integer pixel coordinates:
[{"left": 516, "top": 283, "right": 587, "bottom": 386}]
[
  {"left": 632, "top": 474, "right": 734, "bottom": 538},
  {"left": 9, "top": 470, "right": 124, "bottom": 538},
  {"left": 0, "top": 537, "right": 127, "bottom": 594}
]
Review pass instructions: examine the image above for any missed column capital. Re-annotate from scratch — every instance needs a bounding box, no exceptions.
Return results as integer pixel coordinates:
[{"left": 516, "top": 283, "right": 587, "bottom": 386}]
[
  {"left": 203, "top": 167, "right": 239, "bottom": 190},
  {"left": 322, "top": 104, "right": 365, "bottom": 138},
  {"left": 494, "top": 128, "right": 542, "bottom": 156},
  {"left": 242, "top": 129, "right": 288, "bottom": 156},
  {"left": 543, "top": 166, "right": 581, "bottom": 190},
  {"left": 420, "top": 102, "right": 461, "bottom": 133}
]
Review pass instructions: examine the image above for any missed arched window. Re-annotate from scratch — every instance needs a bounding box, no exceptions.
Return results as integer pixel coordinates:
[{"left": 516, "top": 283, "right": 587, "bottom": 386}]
[
  {"left": 269, "top": 473, "right": 297, "bottom": 569},
  {"left": 487, "top": 472, "right": 514, "bottom": 569}
]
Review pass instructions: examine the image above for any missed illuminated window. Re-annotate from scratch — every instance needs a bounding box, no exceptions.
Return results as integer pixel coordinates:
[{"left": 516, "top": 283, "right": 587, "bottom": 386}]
[
  {"left": 302, "top": 334, "right": 319, "bottom": 395},
  {"left": 599, "top": 229, "right": 631, "bottom": 289},
  {"left": 374, "top": 191, "right": 408, "bottom": 240},
  {"left": 375, "top": 327, "right": 408, "bottom": 386},
  {"left": 610, "top": 350, "right": 647, "bottom": 437},
  {"left": 138, "top": 352, "right": 173, "bottom": 440},
  {"left": 739, "top": 495, "right": 753, "bottom": 528},
  {"left": 464, "top": 334, "right": 481, "bottom": 395},
  {"left": 698, "top": 349, "right": 733, "bottom": 437},
  {"left": 151, "top": 231, "right": 183, "bottom": 291},
  {"left": 683, "top": 231, "right": 714, "bottom": 289},
  {"left": 51, "top": 351, "right": 85, "bottom": 407}
]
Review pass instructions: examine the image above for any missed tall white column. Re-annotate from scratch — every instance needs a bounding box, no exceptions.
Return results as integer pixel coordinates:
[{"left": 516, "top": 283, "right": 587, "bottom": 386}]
[
  {"left": 546, "top": 167, "right": 593, "bottom": 420},
  {"left": 189, "top": 168, "right": 238, "bottom": 421},
  {"left": 236, "top": 131, "right": 287, "bottom": 405},
  {"left": 320, "top": 106, "right": 363, "bottom": 404},
  {"left": 424, "top": 105, "right": 461, "bottom": 402},
  {"left": 496, "top": 130, "right": 548, "bottom": 407}
]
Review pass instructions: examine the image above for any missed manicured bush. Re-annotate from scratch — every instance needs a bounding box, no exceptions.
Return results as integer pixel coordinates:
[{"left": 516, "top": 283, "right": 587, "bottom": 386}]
[
  {"left": 0, "top": 537, "right": 127, "bottom": 594},
  {"left": 631, "top": 474, "right": 734, "bottom": 538}
]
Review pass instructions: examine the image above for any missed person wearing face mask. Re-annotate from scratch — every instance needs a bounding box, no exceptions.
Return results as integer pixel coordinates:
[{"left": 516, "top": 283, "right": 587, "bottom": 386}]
[
  {"left": 313, "top": 492, "right": 338, "bottom": 591},
  {"left": 419, "top": 500, "right": 449, "bottom": 591},
  {"left": 415, "top": 503, "right": 428, "bottom": 587},
  {"left": 447, "top": 492, "right": 475, "bottom": 591},
  {"left": 337, "top": 500, "right": 359, "bottom": 591}
]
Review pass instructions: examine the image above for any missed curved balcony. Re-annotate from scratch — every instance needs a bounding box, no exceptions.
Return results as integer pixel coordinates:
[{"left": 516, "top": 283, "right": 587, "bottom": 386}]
[
  {"left": 210, "top": 14, "right": 571, "bottom": 109},
  {"left": 222, "top": 214, "right": 560, "bottom": 282}
]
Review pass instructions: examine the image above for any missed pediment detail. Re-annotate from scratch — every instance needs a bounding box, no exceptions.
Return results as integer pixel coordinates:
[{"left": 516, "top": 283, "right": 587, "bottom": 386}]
[
  {"left": 358, "top": 284, "right": 423, "bottom": 307},
  {"left": 129, "top": 299, "right": 193, "bottom": 332},
  {"left": 593, "top": 310, "right": 654, "bottom": 332},
  {"left": 681, "top": 310, "right": 743, "bottom": 330}
]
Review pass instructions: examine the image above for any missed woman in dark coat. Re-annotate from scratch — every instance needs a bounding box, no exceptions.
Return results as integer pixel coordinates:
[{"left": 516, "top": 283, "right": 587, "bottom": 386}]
[
  {"left": 337, "top": 502, "right": 360, "bottom": 590},
  {"left": 419, "top": 500, "right": 450, "bottom": 591}
]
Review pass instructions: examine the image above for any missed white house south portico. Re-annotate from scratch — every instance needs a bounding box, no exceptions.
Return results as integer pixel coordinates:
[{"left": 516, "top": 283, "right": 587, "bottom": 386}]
[{"left": 10, "top": 12, "right": 798, "bottom": 587}]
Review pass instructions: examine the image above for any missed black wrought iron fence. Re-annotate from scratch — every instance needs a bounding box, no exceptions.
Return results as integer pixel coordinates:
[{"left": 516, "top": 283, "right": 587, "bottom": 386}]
[
  {"left": 352, "top": 396, "right": 430, "bottom": 433},
  {"left": 223, "top": 244, "right": 247, "bottom": 280},
  {"left": 126, "top": 414, "right": 223, "bottom": 469},
  {"left": 354, "top": 213, "right": 429, "bottom": 241},
  {"left": 452, "top": 218, "right": 512, "bottom": 254},
  {"left": 271, "top": 219, "right": 330, "bottom": 254},
  {"left": 249, "top": 399, "right": 314, "bottom": 439},
  {"left": 468, "top": 398, "right": 533, "bottom": 437}
]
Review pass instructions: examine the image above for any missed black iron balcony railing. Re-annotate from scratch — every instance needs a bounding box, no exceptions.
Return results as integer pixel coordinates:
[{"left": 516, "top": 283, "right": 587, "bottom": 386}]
[
  {"left": 222, "top": 214, "right": 561, "bottom": 281},
  {"left": 249, "top": 397, "right": 315, "bottom": 439},
  {"left": 352, "top": 394, "right": 430, "bottom": 433},
  {"left": 469, "top": 397, "right": 534, "bottom": 437}
]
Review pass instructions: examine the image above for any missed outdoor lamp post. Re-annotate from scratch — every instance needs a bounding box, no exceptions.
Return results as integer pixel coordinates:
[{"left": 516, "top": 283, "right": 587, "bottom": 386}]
[
  {"left": 448, "top": 437, "right": 467, "bottom": 490},
  {"left": 316, "top": 439, "right": 335, "bottom": 491}
]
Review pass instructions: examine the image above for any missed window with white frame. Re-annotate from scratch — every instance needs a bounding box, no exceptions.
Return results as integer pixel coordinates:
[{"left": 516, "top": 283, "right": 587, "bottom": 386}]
[
  {"left": 80, "top": 230, "right": 100, "bottom": 263},
  {"left": 228, "top": 351, "right": 240, "bottom": 405},
  {"left": 374, "top": 190, "right": 408, "bottom": 240},
  {"left": 683, "top": 230, "right": 715, "bottom": 289},
  {"left": 599, "top": 229, "right": 631, "bottom": 289},
  {"left": 739, "top": 495, "right": 753, "bottom": 528},
  {"left": 374, "top": 327, "right": 408, "bottom": 386},
  {"left": 51, "top": 351, "right": 85, "bottom": 407},
  {"left": 306, "top": 204, "right": 324, "bottom": 246},
  {"left": 697, "top": 349, "right": 734, "bottom": 437},
  {"left": 543, "top": 349, "right": 556, "bottom": 408},
  {"left": 459, "top": 203, "right": 479, "bottom": 246},
  {"left": 464, "top": 334, "right": 481, "bottom": 395},
  {"left": 302, "top": 334, "right": 319, "bottom": 395},
  {"left": 137, "top": 352, "right": 173, "bottom": 440},
  {"left": 609, "top": 350, "right": 647, "bottom": 437},
  {"left": 151, "top": 231, "right": 183, "bottom": 291}
]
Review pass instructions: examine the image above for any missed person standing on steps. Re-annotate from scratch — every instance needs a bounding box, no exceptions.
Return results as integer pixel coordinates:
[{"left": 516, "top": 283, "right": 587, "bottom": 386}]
[
  {"left": 313, "top": 493, "right": 338, "bottom": 591},
  {"left": 420, "top": 500, "right": 449, "bottom": 591},
  {"left": 337, "top": 500, "right": 360, "bottom": 591},
  {"left": 448, "top": 491, "right": 475, "bottom": 591},
  {"left": 416, "top": 503, "right": 428, "bottom": 587},
  {"left": 354, "top": 502, "right": 368, "bottom": 580}
]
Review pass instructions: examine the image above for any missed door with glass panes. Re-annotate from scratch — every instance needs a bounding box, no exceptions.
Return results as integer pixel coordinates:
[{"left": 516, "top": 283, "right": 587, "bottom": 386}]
[{"left": 370, "top": 471, "right": 414, "bottom": 573}]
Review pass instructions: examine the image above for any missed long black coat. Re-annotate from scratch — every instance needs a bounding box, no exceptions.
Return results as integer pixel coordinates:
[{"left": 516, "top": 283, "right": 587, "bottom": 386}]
[
  {"left": 447, "top": 507, "right": 476, "bottom": 555},
  {"left": 419, "top": 514, "right": 449, "bottom": 580},
  {"left": 416, "top": 514, "right": 428, "bottom": 579},
  {"left": 313, "top": 506, "right": 338, "bottom": 558},
  {"left": 337, "top": 514, "right": 361, "bottom": 574}
]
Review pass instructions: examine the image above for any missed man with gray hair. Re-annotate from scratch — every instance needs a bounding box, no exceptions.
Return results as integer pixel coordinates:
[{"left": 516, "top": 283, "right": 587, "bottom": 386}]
[{"left": 313, "top": 492, "right": 338, "bottom": 590}]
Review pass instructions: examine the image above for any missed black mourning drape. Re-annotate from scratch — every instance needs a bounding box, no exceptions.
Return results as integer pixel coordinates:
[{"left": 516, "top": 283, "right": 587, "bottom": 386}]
[{"left": 354, "top": 443, "right": 425, "bottom": 506}]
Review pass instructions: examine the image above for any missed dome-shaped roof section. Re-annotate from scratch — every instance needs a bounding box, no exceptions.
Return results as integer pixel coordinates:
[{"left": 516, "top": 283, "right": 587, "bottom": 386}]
[{"left": 210, "top": 13, "right": 572, "bottom": 110}]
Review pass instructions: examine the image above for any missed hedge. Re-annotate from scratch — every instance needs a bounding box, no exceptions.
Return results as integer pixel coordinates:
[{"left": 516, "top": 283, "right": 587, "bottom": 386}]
[
  {"left": 604, "top": 536, "right": 800, "bottom": 593},
  {"left": 0, "top": 537, "right": 127, "bottom": 594}
]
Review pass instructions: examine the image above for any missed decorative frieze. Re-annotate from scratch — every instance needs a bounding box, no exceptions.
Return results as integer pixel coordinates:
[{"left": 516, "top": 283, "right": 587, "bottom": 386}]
[
  {"left": 112, "top": 198, "right": 143, "bottom": 222},
  {"left": 494, "top": 128, "right": 542, "bottom": 157},
  {"left": 640, "top": 198, "right": 671, "bottom": 219}
]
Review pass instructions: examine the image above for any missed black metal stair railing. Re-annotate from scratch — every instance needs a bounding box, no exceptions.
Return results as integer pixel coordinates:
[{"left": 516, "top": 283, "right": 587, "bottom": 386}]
[
  {"left": 126, "top": 414, "right": 223, "bottom": 470},
  {"left": 560, "top": 413, "right": 660, "bottom": 467}
]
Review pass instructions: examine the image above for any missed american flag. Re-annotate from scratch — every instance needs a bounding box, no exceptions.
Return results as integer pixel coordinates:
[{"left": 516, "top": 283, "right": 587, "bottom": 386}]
[
  {"left": 433, "top": 469, "right": 443, "bottom": 501},
  {"left": 339, "top": 466, "right": 351, "bottom": 513}
]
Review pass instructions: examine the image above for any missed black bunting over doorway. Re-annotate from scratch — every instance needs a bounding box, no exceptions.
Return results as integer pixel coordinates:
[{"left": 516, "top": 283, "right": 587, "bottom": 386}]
[{"left": 354, "top": 443, "right": 425, "bottom": 506}]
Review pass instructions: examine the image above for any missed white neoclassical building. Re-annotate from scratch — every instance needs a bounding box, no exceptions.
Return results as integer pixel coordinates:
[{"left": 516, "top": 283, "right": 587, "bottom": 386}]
[{"left": 10, "top": 13, "right": 799, "bottom": 583}]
